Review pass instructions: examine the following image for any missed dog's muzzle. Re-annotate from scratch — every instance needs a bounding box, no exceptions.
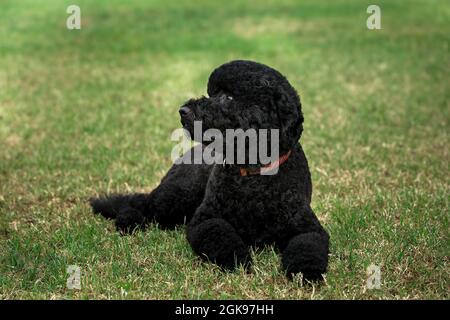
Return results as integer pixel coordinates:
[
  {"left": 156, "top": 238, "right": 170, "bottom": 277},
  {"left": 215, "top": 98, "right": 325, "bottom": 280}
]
[{"left": 179, "top": 105, "right": 195, "bottom": 127}]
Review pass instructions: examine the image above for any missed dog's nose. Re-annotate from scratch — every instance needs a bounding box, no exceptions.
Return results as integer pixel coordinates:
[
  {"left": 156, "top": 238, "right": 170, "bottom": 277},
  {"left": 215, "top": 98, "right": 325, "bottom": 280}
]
[{"left": 179, "top": 106, "right": 192, "bottom": 117}]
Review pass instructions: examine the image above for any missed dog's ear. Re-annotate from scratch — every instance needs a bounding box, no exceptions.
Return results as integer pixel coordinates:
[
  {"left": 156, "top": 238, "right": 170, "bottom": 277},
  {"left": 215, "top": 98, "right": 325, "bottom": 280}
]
[{"left": 272, "top": 85, "right": 304, "bottom": 149}]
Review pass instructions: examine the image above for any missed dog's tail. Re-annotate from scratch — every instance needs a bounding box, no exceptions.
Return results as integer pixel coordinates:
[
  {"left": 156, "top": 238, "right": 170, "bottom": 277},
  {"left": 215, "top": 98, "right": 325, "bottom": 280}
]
[{"left": 89, "top": 193, "right": 149, "bottom": 220}]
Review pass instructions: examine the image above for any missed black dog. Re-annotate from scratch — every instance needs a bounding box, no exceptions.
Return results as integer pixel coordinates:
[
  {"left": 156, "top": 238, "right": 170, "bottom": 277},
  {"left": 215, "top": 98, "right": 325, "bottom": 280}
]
[{"left": 90, "top": 60, "right": 329, "bottom": 280}]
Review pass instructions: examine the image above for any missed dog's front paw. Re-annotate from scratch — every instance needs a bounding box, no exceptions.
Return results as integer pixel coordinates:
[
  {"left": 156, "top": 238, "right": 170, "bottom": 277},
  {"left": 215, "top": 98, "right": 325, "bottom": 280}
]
[
  {"left": 187, "top": 218, "right": 251, "bottom": 270},
  {"left": 281, "top": 232, "right": 329, "bottom": 281}
]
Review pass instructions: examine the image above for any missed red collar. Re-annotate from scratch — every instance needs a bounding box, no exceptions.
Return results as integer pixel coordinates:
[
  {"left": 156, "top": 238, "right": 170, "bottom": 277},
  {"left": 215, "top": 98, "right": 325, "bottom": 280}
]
[{"left": 239, "top": 150, "right": 292, "bottom": 176}]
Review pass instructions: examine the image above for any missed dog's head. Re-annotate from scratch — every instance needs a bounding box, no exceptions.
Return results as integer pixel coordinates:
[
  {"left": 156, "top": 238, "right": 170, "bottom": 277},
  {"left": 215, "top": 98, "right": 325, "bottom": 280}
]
[{"left": 180, "top": 60, "right": 303, "bottom": 165}]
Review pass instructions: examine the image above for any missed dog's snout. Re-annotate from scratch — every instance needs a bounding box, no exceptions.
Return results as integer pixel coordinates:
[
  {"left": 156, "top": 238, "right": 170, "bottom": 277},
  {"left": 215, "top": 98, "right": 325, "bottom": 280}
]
[{"left": 179, "top": 106, "right": 192, "bottom": 117}]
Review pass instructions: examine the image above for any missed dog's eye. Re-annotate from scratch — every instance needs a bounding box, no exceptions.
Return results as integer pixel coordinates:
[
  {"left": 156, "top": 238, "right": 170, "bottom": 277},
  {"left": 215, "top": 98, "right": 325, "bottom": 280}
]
[{"left": 219, "top": 93, "right": 233, "bottom": 103}]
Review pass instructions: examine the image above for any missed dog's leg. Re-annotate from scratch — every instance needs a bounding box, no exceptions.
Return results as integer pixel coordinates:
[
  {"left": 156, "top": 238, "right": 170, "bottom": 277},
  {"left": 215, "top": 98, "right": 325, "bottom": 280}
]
[
  {"left": 150, "top": 162, "right": 212, "bottom": 230},
  {"left": 90, "top": 193, "right": 148, "bottom": 233},
  {"left": 280, "top": 204, "right": 329, "bottom": 281},
  {"left": 187, "top": 214, "right": 251, "bottom": 270},
  {"left": 90, "top": 146, "right": 212, "bottom": 233}
]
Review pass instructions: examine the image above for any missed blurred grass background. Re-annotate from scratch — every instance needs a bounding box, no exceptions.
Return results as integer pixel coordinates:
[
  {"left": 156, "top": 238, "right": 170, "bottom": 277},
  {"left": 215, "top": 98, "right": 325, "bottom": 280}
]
[{"left": 0, "top": 0, "right": 448, "bottom": 299}]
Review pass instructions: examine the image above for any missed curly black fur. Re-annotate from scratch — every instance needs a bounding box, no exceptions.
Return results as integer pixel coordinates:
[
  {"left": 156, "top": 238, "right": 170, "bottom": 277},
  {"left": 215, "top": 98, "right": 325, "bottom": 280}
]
[{"left": 90, "top": 60, "right": 329, "bottom": 280}]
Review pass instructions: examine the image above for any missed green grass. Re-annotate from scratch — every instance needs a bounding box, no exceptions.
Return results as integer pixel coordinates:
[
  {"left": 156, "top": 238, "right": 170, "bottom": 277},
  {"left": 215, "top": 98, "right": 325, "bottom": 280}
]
[{"left": 0, "top": 0, "right": 448, "bottom": 299}]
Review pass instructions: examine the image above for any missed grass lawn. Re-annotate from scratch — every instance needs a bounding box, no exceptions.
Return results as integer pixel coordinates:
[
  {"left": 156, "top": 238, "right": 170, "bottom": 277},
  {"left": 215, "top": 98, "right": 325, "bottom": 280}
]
[{"left": 0, "top": 0, "right": 448, "bottom": 299}]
